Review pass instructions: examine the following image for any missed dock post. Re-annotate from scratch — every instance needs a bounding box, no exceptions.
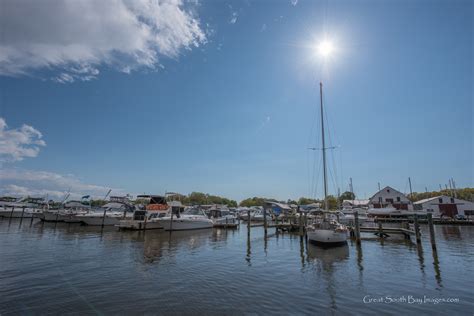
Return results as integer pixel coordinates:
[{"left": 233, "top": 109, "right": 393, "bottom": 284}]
[
  {"left": 414, "top": 214, "right": 421, "bottom": 244},
  {"left": 427, "top": 213, "right": 437, "bottom": 252},
  {"left": 101, "top": 208, "right": 107, "bottom": 227},
  {"left": 169, "top": 211, "right": 174, "bottom": 232},
  {"left": 9, "top": 206, "right": 15, "bottom": 219},
  {"left": 263, "top": 208, "right": 267, "bottom": 235},
  {"left": 298, "top": 207, "right": 303, "bottom": 236},
  {"left": 275, "top": 215, "right": 279, "bottom": 234},
  {"left": 378, "top": 221, "right": 383, "bottom": 238},
  {"left": 247, "top": 210, "right": 251, "bottom": 229},
  {"left": 19, "top": 206, "right": 25, "bottom": 224},
  {"left": 354, "top": 211, "right": 361, "bottom": 245}
]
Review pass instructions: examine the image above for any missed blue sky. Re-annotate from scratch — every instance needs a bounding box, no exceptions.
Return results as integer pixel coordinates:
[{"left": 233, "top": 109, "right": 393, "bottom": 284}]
[{"left": 0, "top": 0, "right": 472, "bottom": 201}]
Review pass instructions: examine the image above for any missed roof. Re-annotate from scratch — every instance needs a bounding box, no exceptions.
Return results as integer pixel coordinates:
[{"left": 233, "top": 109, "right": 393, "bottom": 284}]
[
  {"left": 343, "top": 199, "right": 370, "bottom": 206},
  {"left": 369, "top": 186, "right": 408, "bottom": 201},
  {"left": 265, "top": 201, "right": 292, "bottom": 210},
  {"left": 414, "top": 195, "right": 473, "bottom": 205}
]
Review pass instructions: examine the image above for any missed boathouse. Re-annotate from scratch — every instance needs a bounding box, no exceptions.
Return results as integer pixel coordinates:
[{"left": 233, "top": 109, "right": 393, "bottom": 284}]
[
  {"left": 368, "top": 186, "right": 413, "bottom": 210},
  {"left": 413, "top": 195, "right": 474, "bottom": 218}
]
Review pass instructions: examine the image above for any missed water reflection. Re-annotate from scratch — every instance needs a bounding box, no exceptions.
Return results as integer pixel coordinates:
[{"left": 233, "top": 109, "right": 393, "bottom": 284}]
[
  {"left": 307, "top": 244, "right": 350, "bottom": 311},
  {"left": 246, "top": 227, "right": 251, "bottom": 266},
  {"left": 432, "top": 249, "right": 443, "bottom": 289},
  {"left": 442, "top": 226, "right": 461, "bottom": 240}
]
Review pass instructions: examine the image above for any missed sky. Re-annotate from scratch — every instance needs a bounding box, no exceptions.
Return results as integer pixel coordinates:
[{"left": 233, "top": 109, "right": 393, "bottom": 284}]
[{"left": 0, "top": 0, "right": 472, "bottom": 202}]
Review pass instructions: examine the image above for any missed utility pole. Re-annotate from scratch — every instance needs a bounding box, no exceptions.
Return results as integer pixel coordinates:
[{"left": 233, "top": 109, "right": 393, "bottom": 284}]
[
  {"left": 378, "top": 182, "right": 381, "bottom": 191},
  {"left": 349, "top": 177, "right": 354, "bottom": 198}
]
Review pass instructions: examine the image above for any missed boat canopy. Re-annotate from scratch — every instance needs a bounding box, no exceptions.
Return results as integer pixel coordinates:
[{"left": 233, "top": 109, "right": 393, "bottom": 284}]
[{"left": 137, "top": 195, "right": 166, "bottom": 205}]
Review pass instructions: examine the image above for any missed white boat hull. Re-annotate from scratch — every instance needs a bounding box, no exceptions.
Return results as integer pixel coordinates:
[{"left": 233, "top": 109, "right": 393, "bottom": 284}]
[
  {"left": 0, "top": 208, "right": 42, "bottom": 218},
  {"left": 79, "top": 215, "right": 124, "bottom": 226},
  {"left": 307, "top": 229, "right": 347, "bottom": 246},
  {"left": 157, "top": 218, "right": 213, "bottom": 231},
  {"left": 117, "top": 220, "right": 163, "bottom": 230}
]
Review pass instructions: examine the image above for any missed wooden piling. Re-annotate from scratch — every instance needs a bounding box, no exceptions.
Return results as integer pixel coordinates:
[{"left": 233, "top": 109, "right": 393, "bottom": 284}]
[
  {"left": 263, "top": 208, "right": 267, "bottom": 235},
  {"left": 101, "top": 208, "right": 107, "bottom": 227},
  {"left": 169, "top": 211, "right": 174, "bottom": 232},
  {"left": 247, "top": 210, "right": 251, "bottom": 230},
  {"left": 427, "top": 213, "right": 437, "bottom": 252},
  {"left": 9, "top": 206, "right": 15, "bottom": 219},
  {"left": 414, "top": 214, "right": 421, "bottom": 244},
  {"left": 378, "top": 221, "right": 383, "bottom": 238},
  {"left": 354, "top": 211, "right": 361, "bottom": 245},
  {"left": 298, "top": 207, "right": 303, "bottom": 236}
]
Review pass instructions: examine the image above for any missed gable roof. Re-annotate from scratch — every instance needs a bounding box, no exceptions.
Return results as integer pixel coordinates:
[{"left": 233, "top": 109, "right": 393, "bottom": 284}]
[{"left": 369, "top": 186, "right": 408, "bottom": 201}]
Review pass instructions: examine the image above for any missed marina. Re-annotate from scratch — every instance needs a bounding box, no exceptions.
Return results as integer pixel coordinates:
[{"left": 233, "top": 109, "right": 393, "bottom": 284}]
[{"left": 0, "top": 216, "right": 472, "bottom": 315}]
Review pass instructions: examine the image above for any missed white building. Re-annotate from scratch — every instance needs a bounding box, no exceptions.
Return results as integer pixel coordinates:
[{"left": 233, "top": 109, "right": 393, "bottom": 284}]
[
  {"left": 369, "top": 186, "right": 413, "bottom": 211},
  {"left": 413, "top": 195, "right": 474, "bottom": 218}
]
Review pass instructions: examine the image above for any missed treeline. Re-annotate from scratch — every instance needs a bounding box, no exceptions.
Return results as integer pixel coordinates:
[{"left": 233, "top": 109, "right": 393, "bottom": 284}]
[
  {"left": 410, "top": 188, "right": 474, "bottom": 202},
  {"left": 239, "top": 191, "right": 356, "bottom": 210}
]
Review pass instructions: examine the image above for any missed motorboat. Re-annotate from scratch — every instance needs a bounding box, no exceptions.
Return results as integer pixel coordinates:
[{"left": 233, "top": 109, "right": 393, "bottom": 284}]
[
  {"left": 0, "top": 197, "right": 46, "bottom": 218},
  {"left": 208, "top": 205, "right": 238, "bottom": 226},
  {"left": 76, "top": 200, "right": 135, "bottom": 226},
  {"left": 155, "top": 205, "right": 213, "bottom": 231},
  {"left": 40, "top": 201, "right": 91, "bottom": 222},
  {"left": 117, "top": 194, "right": 169, "bottom": 230}
]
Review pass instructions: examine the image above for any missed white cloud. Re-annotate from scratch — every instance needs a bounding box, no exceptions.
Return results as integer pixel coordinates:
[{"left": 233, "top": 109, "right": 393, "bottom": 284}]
[
  {"left": 0, "top": 0, "right": 206, "bottom": 82},
  {"left": 229, "top": 12, "right": 238, "bottom": 24},
  {"left": 0, "top": 117, "right": 46, "bottom": 162},
  {"left": 0, "top": 168, "right": 124, "bottom": 200},
  {"left": 290, "top": 0, "right": 298, "bottom": 6}
]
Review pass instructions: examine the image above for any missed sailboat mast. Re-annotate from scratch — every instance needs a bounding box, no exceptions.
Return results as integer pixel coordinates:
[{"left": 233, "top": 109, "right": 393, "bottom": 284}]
[{"left": 320, "top": 82, "right": 328, "bottom": 211}]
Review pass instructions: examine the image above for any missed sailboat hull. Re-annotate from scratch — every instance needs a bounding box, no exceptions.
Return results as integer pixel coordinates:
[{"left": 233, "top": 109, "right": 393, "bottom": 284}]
[{"left": 307, "top": 229, "right": 347, "bottom": 247}]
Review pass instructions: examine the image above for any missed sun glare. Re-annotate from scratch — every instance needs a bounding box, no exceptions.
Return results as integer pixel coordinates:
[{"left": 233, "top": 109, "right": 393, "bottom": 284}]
[{"left": 317, "top": 40, "right": 334, "bottom": 57}]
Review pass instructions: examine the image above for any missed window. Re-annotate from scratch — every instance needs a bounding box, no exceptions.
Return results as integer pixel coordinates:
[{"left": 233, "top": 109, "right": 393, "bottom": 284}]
[
  {"left": 387, "top": 189, "right": 390, "bottom": 193},
  {"left": 379, "top": 197, "right": 382, "bottom": 203},
  {"left": 397, "top": 197, "right": 401, "bottom": 202},
  {"left": 438, "top": 198, "right": 443, "bottom": 203},
  {"left": 450, "top": 198, "right": 455, "bottom": 203}
]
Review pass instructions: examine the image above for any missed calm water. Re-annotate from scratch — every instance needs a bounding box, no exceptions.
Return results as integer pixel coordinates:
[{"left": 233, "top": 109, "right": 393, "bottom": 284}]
[{"left": 1, "top": 218, "right": 473, "bottom": 315}]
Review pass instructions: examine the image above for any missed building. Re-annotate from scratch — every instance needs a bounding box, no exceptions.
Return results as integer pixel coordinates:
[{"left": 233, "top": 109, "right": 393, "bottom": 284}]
[
  {"left": 369, "top": 186, "right": 413, "bottom": 210},
  {"left": 414, "top": 195, "right": 474, "bottom": 218},
  {"left": 264, "top": 201, "right": 293, "bottom": 216}
]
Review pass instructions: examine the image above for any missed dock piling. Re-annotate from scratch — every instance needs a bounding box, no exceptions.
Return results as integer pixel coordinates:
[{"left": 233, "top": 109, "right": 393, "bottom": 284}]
[
  {"left": 427, "top": 213, "right": 437, "bottom": 252},
  {"left": 414, "top": 214, "right": 421, "bottom": 244},
  {"left": 354, "top": 211, "right": 361, "bottom": 245},
  {"left": 298, "top": 207, "right": 303, "bottom": 236},
  {"left": 263, "top": 208, "right": 267, "bottom": 235}
]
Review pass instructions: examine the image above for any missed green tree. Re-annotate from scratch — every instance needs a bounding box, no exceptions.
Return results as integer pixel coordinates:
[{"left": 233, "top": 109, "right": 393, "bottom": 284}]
[
  {"left": 298, "top": 197, "right": 320, "bottom": 205},
  {"left": 338, "top": 191, "right": 355, "bottom": 203}
]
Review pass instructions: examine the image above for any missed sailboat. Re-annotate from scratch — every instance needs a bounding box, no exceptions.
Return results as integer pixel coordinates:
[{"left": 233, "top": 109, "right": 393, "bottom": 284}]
[{"left": 306, "top": 82, "right": 348, "bottom": 247}]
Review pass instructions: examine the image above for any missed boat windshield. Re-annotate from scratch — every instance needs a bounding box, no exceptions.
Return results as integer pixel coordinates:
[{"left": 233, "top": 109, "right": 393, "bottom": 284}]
[{"left": 183, "top": 208, "right": 204, "bottom": 216}]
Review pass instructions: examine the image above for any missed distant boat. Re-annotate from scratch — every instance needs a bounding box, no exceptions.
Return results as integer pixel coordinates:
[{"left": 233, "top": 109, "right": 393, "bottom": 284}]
[
  {"left": 40, "top": 201, "right": 91, "bottom": 222},
  {"left": 154, "top": 205, "right": 213, "bottom": 231},
  {"left": 116, "top": 194, "right": 169, "bottom": 230},
  {"left": 76, "top": 201, "right": 135, "bottom": 226},
  {"left": 0, "top": 197, "right": 46, "bottom": 218},
  {"left": 306, "top": 82, "right": 348, "bottom": 247},
  {"left": 208, "top": 205, "right": 238, "bottom": 226}
]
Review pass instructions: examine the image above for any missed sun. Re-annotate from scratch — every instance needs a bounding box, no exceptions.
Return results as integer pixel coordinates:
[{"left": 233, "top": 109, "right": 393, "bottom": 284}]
[{"left": 317, "top": 40, "right": 334, "bottom": 57}]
